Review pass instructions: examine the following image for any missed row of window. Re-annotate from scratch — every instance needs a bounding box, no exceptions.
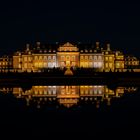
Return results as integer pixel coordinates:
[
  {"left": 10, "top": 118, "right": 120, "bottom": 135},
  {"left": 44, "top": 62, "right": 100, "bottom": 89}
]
[
  {"left": 80, "top": 55, "right": 103, "bottom": 60},
  {"left": 80, "top": 62, "right": 103, "bottom": 68},
  {"left": 80, "top": 90, "right": 103, "bottom": 94},
  {"left": 23, "top": 56, "right": 56, "bottom": 61},
  {"left": 105, "top": 56, "right": 114, "bottom": 61},
  {"left": 24, "top": 62, "right": 56, "bottom": 68}
]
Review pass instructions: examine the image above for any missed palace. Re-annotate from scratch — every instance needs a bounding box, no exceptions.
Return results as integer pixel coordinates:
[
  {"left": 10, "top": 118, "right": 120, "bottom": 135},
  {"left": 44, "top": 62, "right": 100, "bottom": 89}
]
[
  {"left": 0, "top": 85, "right": 137, "bottom": 108},
  {"left": 0, "top": 42, "right": 139, "bottom": 72}
]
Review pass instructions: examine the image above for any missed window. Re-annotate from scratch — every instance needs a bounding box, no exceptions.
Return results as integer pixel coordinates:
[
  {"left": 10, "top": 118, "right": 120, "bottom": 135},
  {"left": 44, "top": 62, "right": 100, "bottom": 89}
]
[
  {"left": 116, "top": 63, "right": 120, "bottom": 68},
  {"left": 109, "top": 63, "right": 112, "bottom": 68},
  {"left": 94, "top": 56, "right": 97, "bottom": 60},
  {"left": 34, "top": 56, "right": 38, "bottom": 60},
  {"left": 28, "top": 57, "right": 32, "bottom": 62},
  {"left": 19, "top": 58, "right": 22, "bottom": 62},
  {"left": 34, "top": 63, "right": 38, "bottom": 67},
  {"left": 39, "top": 56, "right": 42, "bottom": 60},
  {"left": 48, "top": 62, "right": 53, "bottom": 68},
  {"left": 72, "top": 62, "right": 75, "bottom": 66},
  {"left": 71, "top": 56, "right": 75, "bottom": 61},
  {"left": 89, "top": 62, "right": 93, "bottom": 67},
  {"left": 44, "top": 62, "right": 47, "bottom": 67},
  {"left": 89, "top": 56, "right": 92, "bottom": 60},
  {"left": 105, "top": 57, "right": 108, "bottom": 61},
  {"left": 61, "top": 56, "right": 65, "bottom": 61},
  {"left": 105, "top": 63, "right": 108, "bottom": 68},
  {"left": 84, "top": 62, "right": 88, "bottom": 67},
  {"left": 80, "top": 56, "right": 84, "bottom": 60},
  {"left": 53, "top": 56, "right": 56, "bottom": 60},
  {"left": 39, "top": 62, "right": 43, "bottom": 67},
  {"left": 24, "top": 63, "right": 27, "bottom": 68},
  {"left": 44, "top": 56, "right": 47, "bottom": 60},
  {"left": 93, "top": 62, "right": 98, "bottom": 68},
  {"left": 109, "top": 57, "right": 112, "bottom": 61},
  {"left": 48, "top": 56, "right": 51, "bottom": 60},
  {"left": 98, "top": 56, "right": 102, "bottom": 60},
  {"left": 61, "top": 62, "right": 65, "bottom": 67},
  {"left": 98, "top": 90, "right": 102, "bottom": 94},
  {"left": 85, "top": 56, "right": 88, "bottom": 60},
  {"left": 98, "top": 62, "right": 103, "bottom": 68},
  {"left": 66, "top": 56, "right": 70, "bottom": 61},
  {"left": 24, "top": 57, "right": 27, "bottom": 61}
]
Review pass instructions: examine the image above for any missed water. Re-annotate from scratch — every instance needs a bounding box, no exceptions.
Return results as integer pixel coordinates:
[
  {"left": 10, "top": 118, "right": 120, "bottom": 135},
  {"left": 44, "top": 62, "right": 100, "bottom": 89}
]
[{"left": 0, "top": 85, "right": 140, "bottom": 137}]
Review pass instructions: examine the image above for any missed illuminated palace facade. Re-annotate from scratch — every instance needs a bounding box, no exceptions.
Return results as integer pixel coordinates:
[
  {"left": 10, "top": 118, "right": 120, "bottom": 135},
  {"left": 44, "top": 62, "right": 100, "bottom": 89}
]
[
  {"left": 1, "top": 85, "right": 137, "bottom": 108},
  {"left": 13, "top": 42, "right": 121, "bottom": 72},
  {"left": 0, "top": 42, "right": 139, "bottom": 72}
]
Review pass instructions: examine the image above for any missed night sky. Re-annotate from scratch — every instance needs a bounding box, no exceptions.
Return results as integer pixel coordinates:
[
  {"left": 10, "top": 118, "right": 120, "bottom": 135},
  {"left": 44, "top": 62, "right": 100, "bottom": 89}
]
[{"left": 0, "top": 0, "right": 140, "bottom": 56}]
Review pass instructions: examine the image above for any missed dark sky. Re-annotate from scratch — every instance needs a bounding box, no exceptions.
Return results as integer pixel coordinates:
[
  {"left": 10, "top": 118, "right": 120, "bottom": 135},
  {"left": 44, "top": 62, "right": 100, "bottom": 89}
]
[{"left": 0, "top": 0, "right": 140, "bottom": 56}]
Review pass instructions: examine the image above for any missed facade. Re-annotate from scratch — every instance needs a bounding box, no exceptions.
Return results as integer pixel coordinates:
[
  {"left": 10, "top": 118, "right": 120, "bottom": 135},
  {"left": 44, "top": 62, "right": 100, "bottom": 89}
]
[
  {"left": 0, "top": 42, "right": 139, "bottom": 72},
  {"left": 0, "top": 55, "right": 13, "bottom": 71},
  {"left": 80, "top": 42, "right": 104, "bottom": 70},
  {"left": 12, "top": 42, "right": 124, "bottom": 72},
  {"left": 125, "top": 55, "right": 139, "bottom": 69},
  {"left": 1, "top": 85, "right": 137, "bottom": 108}
]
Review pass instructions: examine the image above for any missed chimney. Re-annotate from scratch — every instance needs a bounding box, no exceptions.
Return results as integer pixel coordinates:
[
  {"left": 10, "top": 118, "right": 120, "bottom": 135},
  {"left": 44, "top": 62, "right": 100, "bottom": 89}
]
[
  {"left": 107, "top": 43, "right": 111, "bottom": 51},
  {"left": 96, "top": 42, "right": 100, "bottom": 48},
  {"left": 36, "top": 42, "right": 41, "bottom": 49},
  {"left": 26, "top": 43, "right": 30, "bottom": 51}
]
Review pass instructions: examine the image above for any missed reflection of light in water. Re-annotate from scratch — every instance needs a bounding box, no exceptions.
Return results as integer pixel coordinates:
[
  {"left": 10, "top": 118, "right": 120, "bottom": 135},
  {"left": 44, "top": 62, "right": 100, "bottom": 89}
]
[{"left": 0, "top": 85, "right": 138, "bottom": 108}]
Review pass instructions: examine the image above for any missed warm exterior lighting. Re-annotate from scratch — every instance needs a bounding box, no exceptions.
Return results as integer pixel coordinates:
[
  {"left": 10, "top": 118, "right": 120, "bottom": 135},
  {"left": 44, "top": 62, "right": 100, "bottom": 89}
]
[{"left": 0, "top": 42, "right": 139, "bottom": 72}]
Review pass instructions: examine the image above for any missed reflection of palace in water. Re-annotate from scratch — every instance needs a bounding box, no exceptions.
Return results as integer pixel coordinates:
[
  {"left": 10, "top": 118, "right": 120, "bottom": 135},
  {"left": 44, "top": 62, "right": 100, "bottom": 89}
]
[{"left": 0, "top": 85, "right": 137, "bottom": 108}]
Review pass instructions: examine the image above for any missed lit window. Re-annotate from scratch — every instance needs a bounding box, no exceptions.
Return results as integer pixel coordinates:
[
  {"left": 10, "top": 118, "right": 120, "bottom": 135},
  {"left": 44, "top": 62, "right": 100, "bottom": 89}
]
[
  {"left": 98, "top": 90, "right": 102, "bottom": 94},
  {"left": 48, "top": 56, "right": 51, "bottom": 60},
  {"left": 34, "top": 56, "right": 38, "bottom": 60},
  {"left": 98, "top": 56, "right": 102, "bottom": 60},
  {"left": 34, "top": 63, "right": 38, "bottom": 67},
  {"left": 71, "top": 56, "right": 75, "bottom": 61},
  {"left": 53, "top": 90, "right": 56, "bottom": 95},
  {"left": 94, "top": 89, "right": 97, "bottom": 94},
  {"left": 48, "top": 62, "right": 53, "bottom": 68},
  {"left": 61, "top": 56, "right": 65, "bottom": 61},
  {"left": 109, "top": 57, "right": 112, "bottom": 61},
  {"left": 94, "top": 56, "right": 97, "bottom": 60},
  {"left": 61, "top": 62, "right": 65, "bottom": 67},
  {"left": 89, "top": 56, "right": 92, "bottom": 60},
  {"left": 53, "top": 56, "right": 56, "bottom": 60},
  {"left": 98, "top": 62, "right": 103, "bottom": 68},
  {"left": 93, "top": 62, "right": 98, "bottom": 68},
  {"left": 44, "top": 56, "right": 47, "bottom": 60},
  {"left": 66, "top": 56, "right": 70, "bottom": 61},
  {"left": 85, "top": 56, "right": 88, "bottom": 60},
  {"left": 39, "top": 62, "right": 43, "bottom": 67},
  {"left": 89, "top": 62, "right": 93, "bottom": 67},
  {"left": 24, "top": 57, "right": 27, "bottom": 61},
  {"left": 39, "top": 56, "right": 42, "bottom": 60},
  {"left": 109, "top": 63, "right": 112, "bottom": 68},
  {"left": 28, "top": 57, "right": 32, "bottom": 62},
  {"left": 105, "top": 57, "right": 108, "bottom": 61},
  {"left": 84, "top": 62, "right": 88, "bottom": 67},
  {"left": 80, "top": 56, "right": 84, "bottom": 60},
  {"left": 105, "top": 63, "right": 108, "bottom": 68},
  {"left": 116, "top": 63, "right": 120, "bottom": 68},
  {"left": 72, "top": 62, "right": 75, "bottom": 66},
  {"left": 24, "top": 63, "right": 27, "bottom": 68}
]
